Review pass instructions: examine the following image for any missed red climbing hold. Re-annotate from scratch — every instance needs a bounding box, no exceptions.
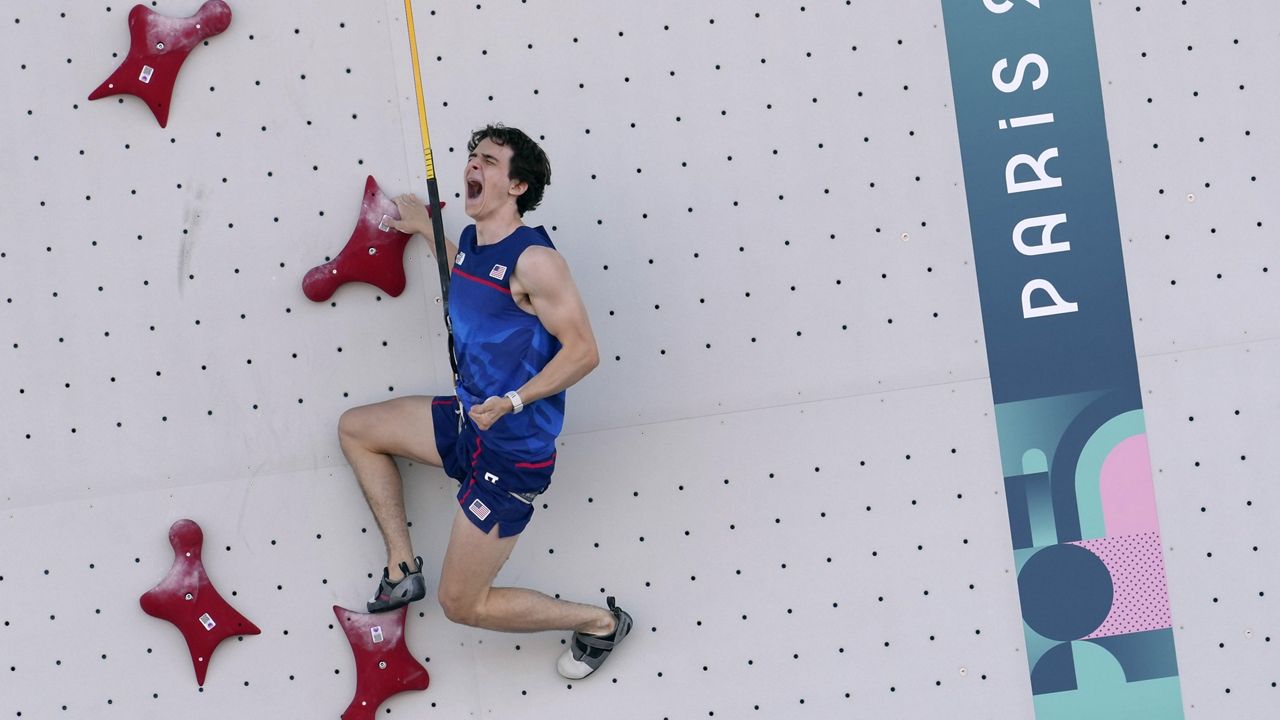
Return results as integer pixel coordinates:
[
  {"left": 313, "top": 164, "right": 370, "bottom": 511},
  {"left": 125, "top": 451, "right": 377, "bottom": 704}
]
[
  {"left": 334, "top": 605, "right": 430, "bottom": 719},
  {"left": 88, "top": 1, "right": 232, "bottom": 128},
  {"left": 139, "top": 519, "right": 260, "bottom": 687},
  {"left": 302, "top": 175, "right": 443, "bottom": 302}
]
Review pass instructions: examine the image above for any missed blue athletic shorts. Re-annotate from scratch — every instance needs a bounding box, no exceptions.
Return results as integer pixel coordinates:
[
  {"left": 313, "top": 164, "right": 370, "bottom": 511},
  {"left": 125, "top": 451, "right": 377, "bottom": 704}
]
[{"left": 431, "top": 396, "right": 555, "bottom": 538}]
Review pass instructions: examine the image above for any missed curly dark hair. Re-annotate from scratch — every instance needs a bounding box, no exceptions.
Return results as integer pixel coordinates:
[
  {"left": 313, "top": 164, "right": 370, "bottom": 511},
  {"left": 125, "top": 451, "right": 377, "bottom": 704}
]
[{"left": 468, "top": 124, "right": 552, "bottom": 216}]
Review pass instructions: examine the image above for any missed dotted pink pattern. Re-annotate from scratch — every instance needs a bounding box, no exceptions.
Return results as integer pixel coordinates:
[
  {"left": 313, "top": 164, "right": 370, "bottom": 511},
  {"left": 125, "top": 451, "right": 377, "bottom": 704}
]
[{"left": 1071, "top": 532, "right": 1172, "bottom": 639}]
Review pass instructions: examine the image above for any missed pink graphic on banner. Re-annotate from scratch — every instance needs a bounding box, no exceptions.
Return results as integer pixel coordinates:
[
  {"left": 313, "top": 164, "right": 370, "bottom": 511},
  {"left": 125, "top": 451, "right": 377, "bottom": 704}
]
[
  {"left": 1098, "top": 434, "right": 1160, "bottom": 536},
  {"left": 1071, "top": 532, "right": 1171, "bottom": 639}
]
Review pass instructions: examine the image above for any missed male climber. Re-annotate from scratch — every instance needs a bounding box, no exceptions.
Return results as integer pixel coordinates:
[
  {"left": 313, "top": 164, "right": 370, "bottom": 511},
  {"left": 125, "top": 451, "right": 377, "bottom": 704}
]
[{"left": 336, "top": 124, "right": 630, "bottom": 679}]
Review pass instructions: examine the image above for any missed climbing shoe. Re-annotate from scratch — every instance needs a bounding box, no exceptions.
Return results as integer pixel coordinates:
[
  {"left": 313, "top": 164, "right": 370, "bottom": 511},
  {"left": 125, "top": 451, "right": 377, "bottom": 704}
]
[
  {"left": 557, "top": 596, "right": 633, "bottom": 679},
  {"left": 366, "top": 556, "right": 427, "bottom": 613}
]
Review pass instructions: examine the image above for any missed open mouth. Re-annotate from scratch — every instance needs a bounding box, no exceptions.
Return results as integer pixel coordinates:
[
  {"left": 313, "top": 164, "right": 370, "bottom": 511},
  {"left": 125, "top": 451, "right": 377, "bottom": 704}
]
[{"left": 467, "top": 180, "right": 483, "bottom": 200}]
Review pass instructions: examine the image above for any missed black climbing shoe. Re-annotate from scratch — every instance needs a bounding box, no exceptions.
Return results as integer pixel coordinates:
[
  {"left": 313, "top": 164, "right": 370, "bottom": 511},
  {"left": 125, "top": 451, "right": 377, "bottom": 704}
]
[{"left": 366, "top": 556, "right": 427, "bottom": 613}]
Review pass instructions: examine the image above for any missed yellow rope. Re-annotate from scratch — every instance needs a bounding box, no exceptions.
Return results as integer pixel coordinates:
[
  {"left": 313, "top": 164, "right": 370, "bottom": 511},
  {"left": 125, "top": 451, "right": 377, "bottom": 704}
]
[{"left": 403, "top": 0, "right": 435, "bottom": 181}]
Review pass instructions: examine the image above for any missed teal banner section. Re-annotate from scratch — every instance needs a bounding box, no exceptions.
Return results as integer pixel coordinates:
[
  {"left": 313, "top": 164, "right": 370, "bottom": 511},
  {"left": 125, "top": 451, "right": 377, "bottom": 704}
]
[{"left": 941, "top": 1, "right": 1184, "bottom": 717}]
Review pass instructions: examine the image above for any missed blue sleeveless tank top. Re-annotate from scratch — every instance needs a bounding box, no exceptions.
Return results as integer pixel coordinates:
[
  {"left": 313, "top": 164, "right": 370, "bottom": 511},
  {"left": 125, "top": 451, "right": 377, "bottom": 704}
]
[{"left": 450, "top": 224, "right": 565, "bottom": 459}]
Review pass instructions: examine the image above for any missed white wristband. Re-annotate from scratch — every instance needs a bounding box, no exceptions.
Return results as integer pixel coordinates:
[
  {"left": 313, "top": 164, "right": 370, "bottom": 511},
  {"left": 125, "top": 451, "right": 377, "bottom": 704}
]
[{"left": 505, "top": 391, "right": 524, "bottom": 413}]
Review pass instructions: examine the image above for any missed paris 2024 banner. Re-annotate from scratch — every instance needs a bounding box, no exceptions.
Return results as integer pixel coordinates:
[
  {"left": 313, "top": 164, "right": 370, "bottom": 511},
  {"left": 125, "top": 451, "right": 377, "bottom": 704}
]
[{"left": 942, "top": 1, "right": 1185, "bottom": 717}]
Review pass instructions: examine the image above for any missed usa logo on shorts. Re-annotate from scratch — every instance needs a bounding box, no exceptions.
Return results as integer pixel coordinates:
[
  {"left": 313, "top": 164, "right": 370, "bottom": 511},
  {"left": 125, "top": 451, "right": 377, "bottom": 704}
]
[
  {"left": 489, "top": 264, "right": 508, "bottom": 280},
  {"left": 469, "top": 498, "right": 491, "bottom": 521},
  {"left": 455, "top": 252, "right": 466, "bottom": 265}
]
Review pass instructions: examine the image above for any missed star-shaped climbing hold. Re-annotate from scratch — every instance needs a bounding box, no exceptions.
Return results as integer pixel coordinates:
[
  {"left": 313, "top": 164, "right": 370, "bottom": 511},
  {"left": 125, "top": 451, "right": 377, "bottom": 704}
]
[
  {"left": 139, "top": 519, "right": 260, "bottom": 687},
  {"left": 88, "top": 1, "right": 232, "bottom": 128},
  {"left": 302, "top": 175, "right": 443, "bottom": 301},
  {"left": 333, "top": 605, "right": 430, "bottom": 720}
]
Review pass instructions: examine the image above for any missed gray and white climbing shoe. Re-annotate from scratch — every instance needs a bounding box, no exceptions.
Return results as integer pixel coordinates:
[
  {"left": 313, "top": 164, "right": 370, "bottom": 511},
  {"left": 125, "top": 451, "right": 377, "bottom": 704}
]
[{"left": 557, "top": 596, "right": 633, "bottom": 679}]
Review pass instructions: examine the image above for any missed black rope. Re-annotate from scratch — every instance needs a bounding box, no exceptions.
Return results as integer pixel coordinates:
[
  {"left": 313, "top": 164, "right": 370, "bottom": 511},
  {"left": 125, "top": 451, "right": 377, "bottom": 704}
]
[{"left": 423, "top": 183, "right": 459, "bottom": 385}]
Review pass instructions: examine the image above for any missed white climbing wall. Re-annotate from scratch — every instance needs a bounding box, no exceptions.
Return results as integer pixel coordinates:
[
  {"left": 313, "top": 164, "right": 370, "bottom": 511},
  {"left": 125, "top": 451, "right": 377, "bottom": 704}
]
[{"left": 0, "top": 1, "right": 1275, "bottom": 718}]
